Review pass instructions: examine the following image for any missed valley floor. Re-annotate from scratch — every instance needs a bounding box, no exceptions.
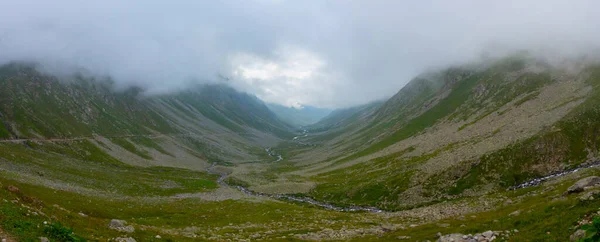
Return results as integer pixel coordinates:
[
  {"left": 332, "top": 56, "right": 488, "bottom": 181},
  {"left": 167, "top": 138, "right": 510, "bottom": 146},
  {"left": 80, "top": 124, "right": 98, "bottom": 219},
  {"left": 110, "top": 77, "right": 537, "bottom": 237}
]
[{"left": 1, "top": 136, "right": 600, "bottom": 241}]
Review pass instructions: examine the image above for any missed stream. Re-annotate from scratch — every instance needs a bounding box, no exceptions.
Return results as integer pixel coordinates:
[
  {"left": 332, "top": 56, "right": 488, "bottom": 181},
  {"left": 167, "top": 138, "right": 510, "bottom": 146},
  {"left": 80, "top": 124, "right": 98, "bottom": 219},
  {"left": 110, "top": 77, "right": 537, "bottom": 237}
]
[
  {"left": 509, "top": 160, "right": 600, "bottom": 190},
  {"left": 206, "top": 130, "right": 600, "bottom": 213},
  {"left": 206, "top": 159, "right": 600, "bottom": 213},
  {"left": 206, "top": 162, "right": 383, "bottom": 213}
]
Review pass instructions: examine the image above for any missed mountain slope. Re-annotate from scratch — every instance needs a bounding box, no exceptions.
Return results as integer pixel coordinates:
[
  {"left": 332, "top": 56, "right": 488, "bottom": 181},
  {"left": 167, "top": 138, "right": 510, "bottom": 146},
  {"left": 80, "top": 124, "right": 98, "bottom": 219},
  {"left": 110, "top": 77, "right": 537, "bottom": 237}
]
[
  {"left": 309, "top": 101, "right": 383, "bottom": 131},
  {"left": 274, "top": 54, "right": 600, "bottom": 210},
  {"left": 0, "top": 63, "right": 294, "bottom": 167}
]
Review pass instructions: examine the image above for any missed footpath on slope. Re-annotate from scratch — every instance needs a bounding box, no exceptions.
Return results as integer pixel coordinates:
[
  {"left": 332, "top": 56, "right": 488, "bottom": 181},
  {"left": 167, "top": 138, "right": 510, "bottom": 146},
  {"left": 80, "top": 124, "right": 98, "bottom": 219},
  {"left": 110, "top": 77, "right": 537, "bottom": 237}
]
[{"left": 0, "top": 132, "right": 250, "bottom": 143}]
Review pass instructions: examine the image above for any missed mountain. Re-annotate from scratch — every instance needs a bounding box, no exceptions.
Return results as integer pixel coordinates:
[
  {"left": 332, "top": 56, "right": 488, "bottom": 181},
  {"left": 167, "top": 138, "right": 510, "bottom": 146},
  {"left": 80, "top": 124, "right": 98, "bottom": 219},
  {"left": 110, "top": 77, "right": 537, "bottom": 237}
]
[
  {"left": 309, "top": 101, "right": 384, "bottom": 131},
  {"left": 293, "top": 54, "right": 600, "bottom": 209},
  {"left": 266, "top": 103, "right": 331, "bottom": 127},
  {"left": 4, "top": 55, "right": 600, "bottom": 241},
  {"left": 0, "top": 63, "right": 293, "bottom": 166}
]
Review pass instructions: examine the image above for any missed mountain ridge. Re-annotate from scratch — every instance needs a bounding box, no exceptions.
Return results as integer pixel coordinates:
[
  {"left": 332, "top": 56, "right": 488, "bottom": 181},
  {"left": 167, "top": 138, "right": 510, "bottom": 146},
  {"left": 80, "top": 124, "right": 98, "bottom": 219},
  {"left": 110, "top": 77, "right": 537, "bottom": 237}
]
[{"left": 266, "top": 103, "right": 332, "bottom": 127}]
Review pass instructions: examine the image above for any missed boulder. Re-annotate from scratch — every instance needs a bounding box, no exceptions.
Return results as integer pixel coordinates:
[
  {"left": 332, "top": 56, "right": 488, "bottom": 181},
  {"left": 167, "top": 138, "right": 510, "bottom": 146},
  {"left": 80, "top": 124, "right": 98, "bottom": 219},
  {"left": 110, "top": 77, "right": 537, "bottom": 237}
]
[
  {"left": 39, "top": 238, "right": 49, "bottom": 242},
  {"left": 114, "top": 238, "right": 136, "bottom": 242},
  {"left": 437, "top": 231, "right": 502, "bottom": 242},
  {"left": 437, "top": 233, "right": 463, "bottom": 242},
  {"left": 109, "top": 219, "right": 135, "bottom": 233},
  {"left": 509, "top": 210, "right": 521, "bottom": 216},
  {"left": 578, "top": 190, "right": 600, "bottom": 201},
  {"left": 567, "top": 176, "right": 600, "bottom": 193}
]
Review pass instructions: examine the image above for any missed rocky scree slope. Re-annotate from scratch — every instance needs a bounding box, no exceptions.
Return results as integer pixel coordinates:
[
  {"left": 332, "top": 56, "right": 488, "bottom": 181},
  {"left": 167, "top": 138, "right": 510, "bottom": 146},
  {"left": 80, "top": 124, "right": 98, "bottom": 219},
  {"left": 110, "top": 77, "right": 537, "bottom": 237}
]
[{"left": 295, "top": 55, "right": 600, "bottom": 211}]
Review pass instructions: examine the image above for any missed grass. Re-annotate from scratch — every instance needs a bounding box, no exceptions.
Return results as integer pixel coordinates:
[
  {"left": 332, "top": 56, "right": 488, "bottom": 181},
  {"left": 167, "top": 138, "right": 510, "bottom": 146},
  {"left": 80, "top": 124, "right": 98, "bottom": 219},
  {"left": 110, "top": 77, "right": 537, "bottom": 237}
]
[
  {"left": 129, "top": 136, "right": 174, "bottom": 156},
  {"left": 0, "top": 190, "right": 50, "bottom": 241},
  {"left": 110, "top": 138, "right": 153, "bottom": 159},
  {"left": 44, "top": 222, "right": 87, "bottom": 242},
  {"left": 0, "top": 176, "right": 380, "bottom": 241},
  {"left": 311, "top": 145, "right": 459, "bottom": 210},
  {"left": 0, "top": 121, "right": 10, "bottom": 138},
  {"left": 341, "top": 60, "right": 553, "bottom": 163},
  {"left": 359, "top": 180, "right": 600, "bottom": 241},
  {"left": 432, "top": 66, "right": 600, "bottom": 196},
  {"left": 5, "top": 166, "right": 598, "bottom": 242},
  {"left": 0, "top": 141, "right": 219, "bottom": 197}
]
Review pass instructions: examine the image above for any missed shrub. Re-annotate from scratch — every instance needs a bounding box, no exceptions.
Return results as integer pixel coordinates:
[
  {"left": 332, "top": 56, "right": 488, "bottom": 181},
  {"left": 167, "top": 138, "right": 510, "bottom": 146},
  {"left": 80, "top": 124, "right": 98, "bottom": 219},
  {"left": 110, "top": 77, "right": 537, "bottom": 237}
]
[{"left": 43, "top": 222, "right": 86, "bottom": 242}]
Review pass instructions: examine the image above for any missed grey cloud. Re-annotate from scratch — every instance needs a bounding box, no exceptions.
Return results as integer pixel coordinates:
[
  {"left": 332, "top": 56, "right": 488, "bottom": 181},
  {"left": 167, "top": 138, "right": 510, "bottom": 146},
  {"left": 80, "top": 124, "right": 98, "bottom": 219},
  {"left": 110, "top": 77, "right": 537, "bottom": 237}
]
[{"left": 1, "top": 0, "right": 599, "bottom": 108}]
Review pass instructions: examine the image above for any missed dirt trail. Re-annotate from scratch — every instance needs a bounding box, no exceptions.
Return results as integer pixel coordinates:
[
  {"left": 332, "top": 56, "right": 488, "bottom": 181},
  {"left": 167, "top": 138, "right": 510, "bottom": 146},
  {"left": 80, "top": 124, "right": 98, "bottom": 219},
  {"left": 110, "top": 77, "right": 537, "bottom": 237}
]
[{"left": 0, "top": 132, "right": 249, "bottom": 143}]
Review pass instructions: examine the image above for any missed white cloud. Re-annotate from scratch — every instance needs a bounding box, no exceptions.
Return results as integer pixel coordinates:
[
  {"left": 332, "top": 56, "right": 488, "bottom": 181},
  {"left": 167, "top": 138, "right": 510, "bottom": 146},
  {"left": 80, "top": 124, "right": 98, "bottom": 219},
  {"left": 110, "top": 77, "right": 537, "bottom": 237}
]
[
  {"left": 230, "top": 46, "right": 344, "bottom": 108},
  {"left": 1, "top": 0, "right": 599, "bottom": 108}
]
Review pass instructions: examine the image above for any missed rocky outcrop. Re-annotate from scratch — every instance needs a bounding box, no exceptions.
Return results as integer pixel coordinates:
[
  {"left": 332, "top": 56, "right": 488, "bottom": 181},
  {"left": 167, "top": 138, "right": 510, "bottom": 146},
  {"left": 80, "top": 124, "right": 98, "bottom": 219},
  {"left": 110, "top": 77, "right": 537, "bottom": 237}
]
[
  {"left": 567, "top": 176, "right": 600, "bottom": 193},
  {"left": 108, "top": 219, "right": 135, "bottom": 233},
  {"left": 436, "top": 230, "right": 519, "bottom": 242},
  {"left": 578, "top": 190, "right": 600, "bottom": 201}
]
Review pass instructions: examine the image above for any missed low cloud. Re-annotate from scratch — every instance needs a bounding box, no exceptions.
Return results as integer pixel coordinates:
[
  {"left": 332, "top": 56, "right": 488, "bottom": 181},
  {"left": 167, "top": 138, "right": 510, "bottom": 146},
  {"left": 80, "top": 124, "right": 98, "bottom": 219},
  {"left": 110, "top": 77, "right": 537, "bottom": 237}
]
[{"left": 1, "top": 0, "right": 599, "bottom": 108}]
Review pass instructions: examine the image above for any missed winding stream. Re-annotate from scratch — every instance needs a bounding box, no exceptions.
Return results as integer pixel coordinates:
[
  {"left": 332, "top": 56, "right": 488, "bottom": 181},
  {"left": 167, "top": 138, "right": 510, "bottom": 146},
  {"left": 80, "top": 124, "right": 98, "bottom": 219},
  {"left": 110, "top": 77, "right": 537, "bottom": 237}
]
[
  {"left": 207, "top": 129, "right": 600, "bottom": 213},
  {"left": 206, "top": 159, "right": 600, "bottom": 213},
  {"left": 509, "top": 160, "right": 600, "bottom": 190},
  {"left": 206, "top": 162, "right": 383, "bottom": 213}
]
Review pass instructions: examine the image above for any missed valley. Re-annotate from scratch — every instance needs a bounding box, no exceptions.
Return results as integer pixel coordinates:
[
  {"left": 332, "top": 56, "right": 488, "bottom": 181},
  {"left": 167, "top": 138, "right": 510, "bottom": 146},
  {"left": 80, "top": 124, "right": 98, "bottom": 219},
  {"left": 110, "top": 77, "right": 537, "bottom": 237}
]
[{"left": 3, "top": 55, "right": 600, "bottom": 242}]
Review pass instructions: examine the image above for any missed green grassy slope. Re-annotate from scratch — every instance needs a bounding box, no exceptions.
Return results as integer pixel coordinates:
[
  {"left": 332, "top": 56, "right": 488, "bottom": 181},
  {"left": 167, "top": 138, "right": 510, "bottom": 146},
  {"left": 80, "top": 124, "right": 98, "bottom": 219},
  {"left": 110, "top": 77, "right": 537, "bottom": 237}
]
[
  {"left": 307, "top": 56, "right": 598, "bottom": 210},
  {"left": 0, "top": 63, "right": 293, "bottom": 140}
]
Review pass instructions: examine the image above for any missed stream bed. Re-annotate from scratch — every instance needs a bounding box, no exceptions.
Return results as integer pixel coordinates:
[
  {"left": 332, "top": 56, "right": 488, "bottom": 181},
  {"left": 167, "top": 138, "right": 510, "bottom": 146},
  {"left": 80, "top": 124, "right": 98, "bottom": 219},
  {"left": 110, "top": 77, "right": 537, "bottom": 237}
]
[{"left": 206, "top": 163, "right": 383, "bottom": 213}]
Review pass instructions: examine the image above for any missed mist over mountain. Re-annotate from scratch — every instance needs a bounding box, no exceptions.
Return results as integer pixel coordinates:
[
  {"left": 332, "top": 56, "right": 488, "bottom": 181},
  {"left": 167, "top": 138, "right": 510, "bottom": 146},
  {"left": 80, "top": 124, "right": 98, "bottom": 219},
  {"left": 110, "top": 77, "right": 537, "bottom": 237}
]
[
  {"left": 3, "top": 1, "right": 600, "bottom": 242},
  {"left": 2, "top": 0, "right": 600, "bottom": 108},
  {"left": 266, "top": 103, "right": 331, "bottom": 127}
]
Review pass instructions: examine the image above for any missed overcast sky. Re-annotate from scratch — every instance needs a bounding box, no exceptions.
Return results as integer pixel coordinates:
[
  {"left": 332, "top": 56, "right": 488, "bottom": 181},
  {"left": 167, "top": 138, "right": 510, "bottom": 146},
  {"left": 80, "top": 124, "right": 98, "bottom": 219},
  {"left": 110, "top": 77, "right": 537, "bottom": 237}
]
[{"left": 1, "top": 1, "right": 599, "bottom": 108}]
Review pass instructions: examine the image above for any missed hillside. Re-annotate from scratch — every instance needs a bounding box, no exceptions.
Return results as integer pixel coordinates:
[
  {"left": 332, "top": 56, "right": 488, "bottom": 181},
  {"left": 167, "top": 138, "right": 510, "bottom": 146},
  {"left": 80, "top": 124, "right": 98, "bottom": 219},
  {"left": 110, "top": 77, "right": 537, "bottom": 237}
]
[
  {"left": 289, "top": 55, "right": 600, "bottom": 209},
  {"left": 0, "top": 63, "right": 295, "bottom": 169},
  {"left": 226, "top": 54, "right": 600, "bottom": 240}
]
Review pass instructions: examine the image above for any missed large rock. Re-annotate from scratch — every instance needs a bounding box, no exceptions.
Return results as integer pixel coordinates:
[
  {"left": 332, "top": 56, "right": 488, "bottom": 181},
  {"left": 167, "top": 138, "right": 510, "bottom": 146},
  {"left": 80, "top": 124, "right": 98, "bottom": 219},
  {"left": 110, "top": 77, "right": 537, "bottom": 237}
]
[
  {"left": 437, "top": 233, "right": 465, "bottom": 242},
  {"left": 570, "top": 229, "right": 586, "bottom": 241},
  {"left": 482, "top": 230, "right": 494, "bottom": 238},
  {"left": 437, "top": 232, "right": 500, "bottom": 242},
  {"left": 578, "top": 190, "right": 600, "bottom": 201},
  {"left": 567, "top": 176, "right": 600, "bottom": 193},
  {"left": 108, "top": 219, "right": 135, "bottom": 233}
]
